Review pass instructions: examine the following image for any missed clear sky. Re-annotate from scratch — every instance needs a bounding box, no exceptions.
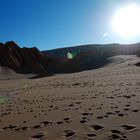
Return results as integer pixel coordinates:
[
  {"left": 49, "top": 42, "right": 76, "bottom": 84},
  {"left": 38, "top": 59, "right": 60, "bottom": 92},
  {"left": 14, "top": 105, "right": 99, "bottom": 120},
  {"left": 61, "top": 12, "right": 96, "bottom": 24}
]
[{"left": 0, "top": 0, "right": 140, "bottom": 50}]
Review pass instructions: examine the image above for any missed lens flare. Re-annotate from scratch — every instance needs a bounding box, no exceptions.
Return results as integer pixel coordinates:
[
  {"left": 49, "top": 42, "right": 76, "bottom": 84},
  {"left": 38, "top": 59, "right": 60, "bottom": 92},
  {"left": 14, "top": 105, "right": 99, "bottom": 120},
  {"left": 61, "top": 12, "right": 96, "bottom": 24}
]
[{"left": 67, "top": 52, "right": 73, "bottom": 59}]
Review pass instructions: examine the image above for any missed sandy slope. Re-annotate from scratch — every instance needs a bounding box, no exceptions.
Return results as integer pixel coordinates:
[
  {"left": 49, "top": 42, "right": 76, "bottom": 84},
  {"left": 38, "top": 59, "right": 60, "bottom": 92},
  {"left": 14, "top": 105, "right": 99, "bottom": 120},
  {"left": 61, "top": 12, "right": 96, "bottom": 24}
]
[
  {"left": 0, "top": 66, "right": 35, "bottom": 80},
  {"left": 0, "top": 55, "right": 140, "bottom": 140}
]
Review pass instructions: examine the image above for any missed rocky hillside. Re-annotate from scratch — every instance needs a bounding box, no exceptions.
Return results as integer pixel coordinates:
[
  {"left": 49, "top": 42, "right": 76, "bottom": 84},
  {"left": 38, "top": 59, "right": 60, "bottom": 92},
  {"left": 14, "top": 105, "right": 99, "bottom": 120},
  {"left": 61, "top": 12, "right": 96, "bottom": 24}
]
[{"left": 0, "top": 41, "right": 48, "bottom": 74}]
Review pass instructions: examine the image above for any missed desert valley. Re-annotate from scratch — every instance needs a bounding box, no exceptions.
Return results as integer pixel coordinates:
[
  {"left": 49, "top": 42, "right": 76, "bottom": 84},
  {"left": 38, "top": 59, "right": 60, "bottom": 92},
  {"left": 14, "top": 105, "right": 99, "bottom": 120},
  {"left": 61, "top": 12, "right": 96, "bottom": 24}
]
[{"left": 0, "top": 41, "right": 140, "bottom": 140}]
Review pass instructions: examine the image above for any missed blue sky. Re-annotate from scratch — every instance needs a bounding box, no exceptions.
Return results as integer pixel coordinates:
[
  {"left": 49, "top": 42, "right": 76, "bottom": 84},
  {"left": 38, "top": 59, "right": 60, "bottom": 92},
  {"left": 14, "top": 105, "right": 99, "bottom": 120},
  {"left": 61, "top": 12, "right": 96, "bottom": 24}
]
[{"left": 0, "top": 0, "right": 140, "bottom": 50}]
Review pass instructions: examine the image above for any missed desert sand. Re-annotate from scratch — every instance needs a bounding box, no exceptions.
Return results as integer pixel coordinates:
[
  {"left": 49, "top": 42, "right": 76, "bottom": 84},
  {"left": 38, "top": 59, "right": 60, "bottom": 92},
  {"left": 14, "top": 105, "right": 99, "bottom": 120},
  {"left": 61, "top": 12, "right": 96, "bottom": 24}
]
[{"left": 0, "top": 55, "right": 140, "bottom": 140}]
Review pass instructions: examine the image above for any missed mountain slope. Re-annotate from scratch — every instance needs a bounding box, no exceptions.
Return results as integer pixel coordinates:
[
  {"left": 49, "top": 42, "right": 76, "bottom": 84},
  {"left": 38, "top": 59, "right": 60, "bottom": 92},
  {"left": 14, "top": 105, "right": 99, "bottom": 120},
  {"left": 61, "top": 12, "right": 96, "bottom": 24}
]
[
  {"left": 0, "top": 41, "right": 48, "bottom": 74},
  {"left": 0, "top": 41, "right": 139, "bottom": 76},
  {"left": 42, "top": 43, "right": 140, "bottom": 73}
]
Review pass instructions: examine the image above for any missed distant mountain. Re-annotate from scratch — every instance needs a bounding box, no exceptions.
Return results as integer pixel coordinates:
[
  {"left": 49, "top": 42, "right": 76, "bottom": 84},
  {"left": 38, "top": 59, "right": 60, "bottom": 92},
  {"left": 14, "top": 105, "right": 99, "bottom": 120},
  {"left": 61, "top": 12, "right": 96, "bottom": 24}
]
[
  {"left": 0, "top": 41, "right": 48, "bottom": 74},
  {"left": 42, "top": 43, "right": 140, "bottom": 73},
  {"left": 0, "top": 41, "right": 139, "bottom": 77},
  {"left": 42, "top": 43, "right": 140, "bottom": 58}
]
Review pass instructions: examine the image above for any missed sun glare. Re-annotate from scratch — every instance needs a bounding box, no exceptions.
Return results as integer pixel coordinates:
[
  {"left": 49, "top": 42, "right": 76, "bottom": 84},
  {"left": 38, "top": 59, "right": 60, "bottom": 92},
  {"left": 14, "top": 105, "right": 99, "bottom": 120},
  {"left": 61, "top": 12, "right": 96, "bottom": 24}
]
[{"left": 112, "top": 4, "right": 140, "bottom": 38}]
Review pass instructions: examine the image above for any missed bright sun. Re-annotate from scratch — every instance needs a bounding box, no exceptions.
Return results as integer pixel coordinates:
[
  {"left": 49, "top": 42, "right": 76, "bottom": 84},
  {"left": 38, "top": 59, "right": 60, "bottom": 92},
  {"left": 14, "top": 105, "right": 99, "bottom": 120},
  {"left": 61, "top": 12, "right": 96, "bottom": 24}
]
[{"left": 112, "top": 4, "right": 140, "bottom": 38}]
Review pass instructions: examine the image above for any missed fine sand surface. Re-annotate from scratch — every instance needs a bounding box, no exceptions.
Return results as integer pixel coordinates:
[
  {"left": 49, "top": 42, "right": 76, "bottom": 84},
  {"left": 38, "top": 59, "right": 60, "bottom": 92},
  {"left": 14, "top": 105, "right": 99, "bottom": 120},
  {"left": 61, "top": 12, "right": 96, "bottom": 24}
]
[
  {"left": 0, "top": 66, "right": 35, "bottom": 80},
  {"left": 0, "top": 55, "right": 140, "bottom": 140}
]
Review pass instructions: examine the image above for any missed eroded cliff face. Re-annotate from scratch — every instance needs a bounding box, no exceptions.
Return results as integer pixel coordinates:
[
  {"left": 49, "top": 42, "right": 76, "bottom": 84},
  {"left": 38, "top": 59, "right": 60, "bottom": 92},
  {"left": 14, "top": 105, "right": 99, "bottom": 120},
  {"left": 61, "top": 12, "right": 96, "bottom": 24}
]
[{"left": 0, "top": 41, "right": 48, "bottom": 74}]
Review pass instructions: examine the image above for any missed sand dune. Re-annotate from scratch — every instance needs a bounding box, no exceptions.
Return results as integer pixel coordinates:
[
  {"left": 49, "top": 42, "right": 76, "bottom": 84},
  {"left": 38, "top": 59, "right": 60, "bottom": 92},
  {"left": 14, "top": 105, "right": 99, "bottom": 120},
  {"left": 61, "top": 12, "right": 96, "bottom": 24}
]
[
  {"left": 0, "top": 66, "right": 30, "bottom": 80},
  {"left": 0, "top": 66, "right": 36, "bottom": 80},
  {"left": 0, "top": 55, "right": 140, "bottom": 140}
]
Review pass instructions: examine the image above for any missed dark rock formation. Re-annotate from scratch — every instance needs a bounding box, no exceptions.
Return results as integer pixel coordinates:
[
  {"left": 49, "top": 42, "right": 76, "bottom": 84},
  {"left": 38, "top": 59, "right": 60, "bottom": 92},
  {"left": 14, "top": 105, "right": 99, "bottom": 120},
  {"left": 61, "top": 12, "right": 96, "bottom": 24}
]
[
  {"left": 43, "top": 43, "right": 140, "bottom": 73},
  {"left": 0, "top": 41, "right": 48, "bottom": 74}
]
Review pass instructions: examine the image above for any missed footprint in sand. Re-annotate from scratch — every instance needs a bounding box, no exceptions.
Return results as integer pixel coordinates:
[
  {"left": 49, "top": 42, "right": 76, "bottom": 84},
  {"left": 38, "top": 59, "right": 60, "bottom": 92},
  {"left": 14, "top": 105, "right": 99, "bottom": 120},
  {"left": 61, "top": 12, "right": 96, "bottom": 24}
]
[
  {"left": 121, "top": 125, "right": 136, "bottom": 131},
  {"left": 80, "top": 119, "right": 87, "bottom": 123},
  {"left": 40, "top": 121, "right": 50, "bottom": 125},
  {"left": 132, "top": 109, "right": 139, "bottom": 112},
  {"left": 96, "top": 116, "right": 104, "bottom": 119},
  {"left": 57, "top": 121, "right": 63, "bottom": 124},
  {"left": 110, "top": 129, "right": 127, "bottom": 140},
  {"left": 86, "top": 133, "right": 96, "bottom": 139},
  {"left": 15, "top": 126, "right": 28, "bottom": 131},
  {"left": 31, "top": 133, "right": 44, "bottom": 139},
  {"left": 110, "top": 134, "right": 121, "bottom": 139},
  {"left": 111, "top": 129, "right": 122, "bottom": 134},
  {"left": 63, "top": 130, "right": 75, "bottom": 138},
  {"left": 32, "top": 125, "right": 41, "bottom": 129},
  {"left": 117, "top": 113, "right": 124, "bottom": 117},
  {"left": 2, "top": 125, "right": 17, "bottom": 130},
  {"left": 82, "top": 112, "right": 93, "bottom": 116},
  {"left": 90, "top": 124, "right": 104, "bottom": 130}
]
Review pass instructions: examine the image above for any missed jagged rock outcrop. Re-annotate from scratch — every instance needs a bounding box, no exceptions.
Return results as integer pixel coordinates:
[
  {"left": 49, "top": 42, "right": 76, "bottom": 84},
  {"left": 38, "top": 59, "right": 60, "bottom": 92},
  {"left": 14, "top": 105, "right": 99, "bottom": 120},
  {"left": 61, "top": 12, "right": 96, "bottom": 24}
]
[{"left": 0, "top": 41, "right": 48, "bottom": 74}]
